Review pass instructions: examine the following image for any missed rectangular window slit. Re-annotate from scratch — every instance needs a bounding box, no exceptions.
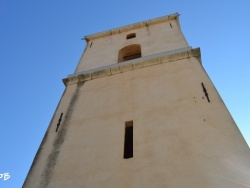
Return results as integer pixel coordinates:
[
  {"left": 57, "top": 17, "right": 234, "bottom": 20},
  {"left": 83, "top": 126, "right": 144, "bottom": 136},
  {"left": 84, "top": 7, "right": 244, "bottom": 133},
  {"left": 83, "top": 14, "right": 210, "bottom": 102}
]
[
  {"left": 124, "top": 121, "right": 133, "bottom": 159},
  {"left": 201, "top": 82, "right": 210, "bottom": 103},
  {"left": 90, "top": 42, "right": 93, "bottom": 48},
  {"left": 126, "top": 33, "right": 136, "bottom": 39},
  {"left": 55, "top": 113, "right": 63, "bottom": 132}
]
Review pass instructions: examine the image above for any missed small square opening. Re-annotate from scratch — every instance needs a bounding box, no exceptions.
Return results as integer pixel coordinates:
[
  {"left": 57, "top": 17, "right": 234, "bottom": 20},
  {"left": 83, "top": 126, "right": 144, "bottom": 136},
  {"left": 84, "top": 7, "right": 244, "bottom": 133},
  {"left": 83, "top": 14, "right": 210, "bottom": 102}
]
[{"left": 126, "top": 33, "right": 136, "bottom": 40}]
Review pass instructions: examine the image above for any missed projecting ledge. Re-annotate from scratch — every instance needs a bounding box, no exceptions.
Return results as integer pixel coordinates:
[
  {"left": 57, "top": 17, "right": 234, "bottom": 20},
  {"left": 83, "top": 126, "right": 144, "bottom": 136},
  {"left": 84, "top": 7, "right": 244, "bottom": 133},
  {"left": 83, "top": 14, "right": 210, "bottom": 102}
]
[
  {"left": 62, "top": 48, "right": 201, "bottom": 86},
  {"left": 84, "top": 13, "right": 179, "bottom": 42}
]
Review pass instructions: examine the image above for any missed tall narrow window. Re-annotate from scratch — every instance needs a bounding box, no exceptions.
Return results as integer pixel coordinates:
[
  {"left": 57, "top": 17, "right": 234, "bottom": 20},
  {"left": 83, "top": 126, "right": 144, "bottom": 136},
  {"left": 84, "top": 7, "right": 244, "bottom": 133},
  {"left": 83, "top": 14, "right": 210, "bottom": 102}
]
[
  {"left": 118, "top": 44, "right": 141, "bottom": 62},
  {"left": 124, "top": 121, "right": 133, "bottom": 159}
]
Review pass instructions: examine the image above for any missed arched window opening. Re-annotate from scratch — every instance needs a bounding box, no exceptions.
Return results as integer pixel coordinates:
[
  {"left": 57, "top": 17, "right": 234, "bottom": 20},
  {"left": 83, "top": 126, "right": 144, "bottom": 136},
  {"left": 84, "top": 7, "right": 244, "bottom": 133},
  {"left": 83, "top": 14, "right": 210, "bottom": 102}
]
[{"left": 118, "top": 44, "right": 141, "bottom": 62}]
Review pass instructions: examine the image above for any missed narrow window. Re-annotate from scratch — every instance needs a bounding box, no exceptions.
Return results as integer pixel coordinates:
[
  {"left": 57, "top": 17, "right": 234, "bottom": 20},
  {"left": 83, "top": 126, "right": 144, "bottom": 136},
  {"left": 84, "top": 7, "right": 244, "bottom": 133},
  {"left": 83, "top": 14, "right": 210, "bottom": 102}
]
[
  {"left": 124, "top": 121, "right": 133, "bottom": 159},
  {"left": 118, "top": 44, "right": 141, "bottom": 62},
  {"left": 126, "top": 33, "right": 136, "bottom": 39}
]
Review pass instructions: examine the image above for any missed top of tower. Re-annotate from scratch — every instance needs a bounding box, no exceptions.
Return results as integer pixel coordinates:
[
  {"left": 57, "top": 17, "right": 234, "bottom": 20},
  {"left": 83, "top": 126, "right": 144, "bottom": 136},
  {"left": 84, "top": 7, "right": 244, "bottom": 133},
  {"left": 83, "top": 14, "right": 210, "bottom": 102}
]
[
  {"left": 74, "top": 12, "right": 189, "bottom": 74},
  {"left": 84, "top": 13, "right": 179, "bottom": 42}
]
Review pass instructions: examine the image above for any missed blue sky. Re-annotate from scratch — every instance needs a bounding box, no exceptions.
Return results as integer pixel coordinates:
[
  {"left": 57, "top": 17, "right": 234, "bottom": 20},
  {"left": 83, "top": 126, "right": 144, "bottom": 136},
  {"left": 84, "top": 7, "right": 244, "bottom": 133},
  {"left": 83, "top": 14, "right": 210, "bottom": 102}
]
[{"left": 0, "top": 1, "right": 249, "bottom": 187}]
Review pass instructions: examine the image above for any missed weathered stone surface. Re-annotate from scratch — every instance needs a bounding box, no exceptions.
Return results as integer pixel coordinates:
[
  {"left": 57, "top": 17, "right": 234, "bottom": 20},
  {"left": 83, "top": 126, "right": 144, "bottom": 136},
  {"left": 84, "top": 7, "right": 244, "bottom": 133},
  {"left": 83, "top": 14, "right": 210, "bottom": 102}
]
[
  {"left": 67, "top": 76, "right": 78, "bottom": 85},
  {"left": 83, "top": 73, "right": 91, "bottom": 81},
  {"left": 111, "top": 66, "right": 121, "bottom": 74},
  {"left": 78, "top": 74, "right": 85, "bottom": 82},
  {"left": 133, "top": 61, "right": 143, "bottom": 69},
  {"left": 119, "top": 63, "right": 134, "bottom": 72},
  {"left": 76, "top": 13, "right": 187, "bottom": 72},
  {"left": 63, "top": 48, "right": 201, "bottom": 85},
  {"left": 24, "top": 14, "right": 250, "bottom": 188},
  {"left": 91, "top": 69, "right": 111, "bottom": 79},
  {"left": 142, "top": 57, "right": 161, "bottom": 67}
]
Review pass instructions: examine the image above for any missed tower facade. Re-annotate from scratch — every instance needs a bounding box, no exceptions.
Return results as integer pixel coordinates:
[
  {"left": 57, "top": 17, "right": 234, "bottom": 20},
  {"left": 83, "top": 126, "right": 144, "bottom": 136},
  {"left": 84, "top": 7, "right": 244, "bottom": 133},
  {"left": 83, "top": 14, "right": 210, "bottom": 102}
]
[{"left": 24, "top": 13, "right": 250, "bottom": 188}]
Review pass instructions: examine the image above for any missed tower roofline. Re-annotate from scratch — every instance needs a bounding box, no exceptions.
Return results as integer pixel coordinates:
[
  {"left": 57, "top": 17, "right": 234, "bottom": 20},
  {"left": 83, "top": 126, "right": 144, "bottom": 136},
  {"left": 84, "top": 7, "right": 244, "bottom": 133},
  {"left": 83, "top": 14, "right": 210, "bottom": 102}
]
[{"left": 83, "top": 13, "right": 179, "bottom": 42}]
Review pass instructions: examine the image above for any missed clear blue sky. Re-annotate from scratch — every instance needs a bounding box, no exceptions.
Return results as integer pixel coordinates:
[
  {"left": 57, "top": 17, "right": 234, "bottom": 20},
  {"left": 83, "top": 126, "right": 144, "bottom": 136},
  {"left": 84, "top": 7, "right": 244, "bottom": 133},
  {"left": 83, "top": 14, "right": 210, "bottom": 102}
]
[{"left": 0, "top": 1, "right": 249, "bottom": 187}]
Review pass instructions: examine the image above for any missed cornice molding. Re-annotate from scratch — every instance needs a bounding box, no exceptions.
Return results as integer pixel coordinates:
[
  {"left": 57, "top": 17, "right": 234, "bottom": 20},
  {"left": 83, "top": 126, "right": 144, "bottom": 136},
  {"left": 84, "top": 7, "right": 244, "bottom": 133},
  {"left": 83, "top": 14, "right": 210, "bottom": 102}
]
[
  {"left": 84, "top": 13, "right": 179, "bottom": 42},
  {"left": 63, "top": 48, "right": 201, "bottom": 86}
]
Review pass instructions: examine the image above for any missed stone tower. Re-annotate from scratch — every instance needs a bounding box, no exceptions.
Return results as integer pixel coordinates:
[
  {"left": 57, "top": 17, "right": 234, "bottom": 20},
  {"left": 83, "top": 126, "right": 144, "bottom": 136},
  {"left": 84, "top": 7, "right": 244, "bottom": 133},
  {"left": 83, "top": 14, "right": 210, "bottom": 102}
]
[{"left": 23, "top": 13, "right": 250, "bottom": 188}]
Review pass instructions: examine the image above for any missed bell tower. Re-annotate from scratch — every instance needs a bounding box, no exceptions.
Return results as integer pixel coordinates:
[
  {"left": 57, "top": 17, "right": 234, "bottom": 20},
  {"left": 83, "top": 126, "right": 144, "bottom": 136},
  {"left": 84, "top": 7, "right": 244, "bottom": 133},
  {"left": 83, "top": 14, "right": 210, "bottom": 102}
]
[{"left": 24, "top": 13, "right": 250, "bottom": 188}]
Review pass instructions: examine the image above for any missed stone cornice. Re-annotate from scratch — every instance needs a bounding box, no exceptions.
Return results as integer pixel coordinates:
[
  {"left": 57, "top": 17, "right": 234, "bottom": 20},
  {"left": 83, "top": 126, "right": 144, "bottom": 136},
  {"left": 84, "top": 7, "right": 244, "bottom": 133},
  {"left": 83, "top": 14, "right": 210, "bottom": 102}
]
[
  {"left": 63, "top": 48, "right": 201, "bottom": 86},
  {"left": 84, "top": 13, "right": 179, "bottom": 42}
]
